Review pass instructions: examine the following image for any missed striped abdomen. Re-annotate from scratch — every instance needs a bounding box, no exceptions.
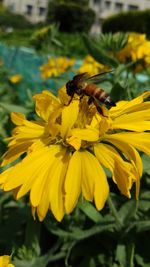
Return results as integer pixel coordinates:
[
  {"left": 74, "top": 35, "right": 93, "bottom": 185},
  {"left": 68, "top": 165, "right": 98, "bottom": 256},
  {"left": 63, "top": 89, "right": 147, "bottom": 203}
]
[{"left": 84, "top": 84, "right": 115, "bottom": 107}]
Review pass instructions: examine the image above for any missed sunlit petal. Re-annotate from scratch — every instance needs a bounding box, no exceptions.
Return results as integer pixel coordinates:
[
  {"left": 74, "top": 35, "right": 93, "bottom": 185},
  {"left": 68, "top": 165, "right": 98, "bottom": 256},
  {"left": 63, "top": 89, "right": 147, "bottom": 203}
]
[
  {"left": 106, "top": 132, "right": 150, "bottom": 156},
  {"left": 94, "top": 143, "right": 135, "bottom": 198},
  {"left": 61, "top": 100, "right": 79, "bottom": 139},
  {"left": 81, "top": 150, "right": 109, "bottom": 209},
  {"left": 65, "top": 151, "right": 82, "bottom": 213}
]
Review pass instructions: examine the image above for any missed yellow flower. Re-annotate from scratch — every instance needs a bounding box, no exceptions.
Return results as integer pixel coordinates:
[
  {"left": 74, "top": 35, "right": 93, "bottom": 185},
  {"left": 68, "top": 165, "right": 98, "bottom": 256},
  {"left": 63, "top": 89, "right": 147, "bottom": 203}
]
[
  {"left": 78, "top": 55, "right": 108, "bottom": 76},
  {"left": 0, "top": 255, "right": 14, "bottom": 267},
  {"left": 40, "top": 57, "right": 75, "bottom": 79},
  {"left": 9, "top": 74, "right": 22, "bottom": 84},
  {"left": 0, "top": 88, "right": 150, "bottom": 222},
  {"left": 117, "top": 32, "right": 150, "bottom": 70}
]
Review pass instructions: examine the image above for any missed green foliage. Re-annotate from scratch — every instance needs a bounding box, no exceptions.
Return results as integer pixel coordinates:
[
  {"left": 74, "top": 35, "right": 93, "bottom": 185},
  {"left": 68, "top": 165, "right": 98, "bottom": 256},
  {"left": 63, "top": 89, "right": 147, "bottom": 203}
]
[
  {"left": 98, "top": 32, "right": 128, "bottom": 53},
  {"left": 83, "top": 33, "right": 120, "bottom": 67},
  {"left": 0, "top": 29, "right": 87, "bottom": 58},
  {"left": 46, "top": 1, "right": 95, "bottom": 32},
  {"left": 30, "top": 24, "right": 62, "bottom": 51},
  {"left": 0, "top": 9, "right": 32, "bottom": 29},
  {"left": 102, "top": 9, "right": 150, "bottom": 37},
  {"left": 0, "top": 66, "right": 33, "bottom": 157}
]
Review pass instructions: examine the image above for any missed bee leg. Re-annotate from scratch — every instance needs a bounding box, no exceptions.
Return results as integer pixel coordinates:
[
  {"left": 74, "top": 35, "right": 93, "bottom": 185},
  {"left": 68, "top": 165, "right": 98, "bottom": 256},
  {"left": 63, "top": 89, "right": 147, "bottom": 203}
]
[
  {"left": 92, "top": 99, "right": 108, "bottom": 117},
  {"left": 88, "top": 96, "right": 94, "bottom": 105},
  {"left": 79, "top": 94, "right": 84, "bottom": 101},
  {"left": 66, "top": 95, "right": 74, "bottom": 106},
  {"left": 96, "top": 106, "right": 108, "bottom": 117},
  {"left": 96, "top": 106, "right": 103, "bottom": 115}
]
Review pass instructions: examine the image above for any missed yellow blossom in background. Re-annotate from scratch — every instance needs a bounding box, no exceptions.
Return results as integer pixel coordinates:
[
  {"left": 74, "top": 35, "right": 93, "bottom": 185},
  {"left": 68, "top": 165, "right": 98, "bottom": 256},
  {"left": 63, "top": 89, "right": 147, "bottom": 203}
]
[
  {"left": 0, "top": 255, "right": 14, "bottom": 267},
  {"left": 78, "top": 55, "right": 108, "bottom": 76},
  {"left": 40, "top": 57, "right": 75, "bottom": 79},
  {"left": 32, "top": 25, "right": 51, "bottom": 39},
  {"left": 117, "top": 32, "right": 150, "bottom": 70},
  {"left": 0, "top": 88, "right": 150, "bottom": 222},
  {"left": 9, "top": 74, "right": 22, "bottom": 84}
]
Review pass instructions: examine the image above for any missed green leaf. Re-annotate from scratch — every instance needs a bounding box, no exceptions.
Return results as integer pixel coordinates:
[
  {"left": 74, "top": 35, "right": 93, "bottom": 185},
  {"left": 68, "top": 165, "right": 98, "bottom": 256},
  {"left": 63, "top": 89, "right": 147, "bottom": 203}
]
[
  {"left": 115, "top": 244, "right": 126, "bottom": 267},
  {"left": 118, "top": 200, "right": 138, "bottom": 225},
  {"left": 44, "top": 215, "right": 115, "bottom": 241},
  {"left": 135, "top": 254, "right": 150, "bottom": 267},
  {"left": 135, "top": 220, "right": 150, "bottom": 233},
  {"left": 115, "top": 243, "right": 134, "bottom": 267},
  {"left": 138, "top": 191, "right": 150, "bottom": 212},
  {"left": 110, "top": 82, "right": 128, "bottom": 102},
  {"left": 83, "top": 34, "right": 119, "bottom": 68},
  {"left": 98, "top": 32, "right": 128, "bottom": 52},
  {"left": 78, "top": 201, "right": 103, "bottom": 223},
  {"left": 0, "top": 102, "right": 29, "bottom": 113},
  {"left": 142, "top": 154, "right": 150, "bottom": 175},
  {"left": 24, "top": 215, "right": 41, "bottom": 257},
  {"left": 14, "top": 251, "right": 65, "bottom": 267}
]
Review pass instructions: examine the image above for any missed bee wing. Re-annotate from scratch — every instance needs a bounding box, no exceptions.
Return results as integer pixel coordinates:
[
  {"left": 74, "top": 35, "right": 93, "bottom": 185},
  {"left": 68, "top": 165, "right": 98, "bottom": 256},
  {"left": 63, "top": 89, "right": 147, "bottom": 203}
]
[
  {"left": 73, "top": 72, "right": 90, "bottom": 84},
  {"left": 72, "top": 70, "right": 113, "bottom": 86},
  {"left": 85, "top": 70, "right": 114, "bottom": 84}
]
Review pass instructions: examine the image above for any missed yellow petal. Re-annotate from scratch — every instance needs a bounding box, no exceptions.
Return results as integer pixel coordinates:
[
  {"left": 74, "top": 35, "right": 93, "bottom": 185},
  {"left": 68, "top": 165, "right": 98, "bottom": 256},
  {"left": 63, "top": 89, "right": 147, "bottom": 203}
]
[
  {"left": 106, "top": 132, "right": 150, "bottom": 156},
  {"left": 61, "top": 100, "right": 79, "bottom": 139},
  {"left": 33, "top": 90, "right": 60, "bottom": 122},
  {"left": 67, "top": 136, "right": 81, "bottom": 150},
  {"left": 104, "top": 137, "right": 142, "bottom": 198},
  {"left": 1, "top": 141, "right": 33, "bottom": 167},
  {"left": 112, "top": 109, "right": 150, "bottom": 131},
  {"left": 65, "top": 151, "right": 82, "bottom": 213},
  {"left": 18, "top": 145, "right": 64, "bottom": 201},
  {"left": 71, "top": 127, "right": 99, "bottom": 142},
  {"left": 81, "top": 150, "right": 109, "bottom": 209},
  {"left": 36, "top": 146, "right": 67, "bottom": 221},
  {"left": 110, "top": 91, "right": 150, "bottom": 118},
  {"left": 94, "top": 143, "right": 135, "bottom": 198},
  {"left": 49, "top": 151, "right": 70, "bottom": 221},
  {"left": 11, "top": 112, "right": 26, "bottom": 125},
  {"left": 0, "top": 255, "right": 9, "bottom": 265},
  {"left": 0, "top": 255, "right": 14, "bottom": 267},
  {"left": 1, "top": 145, "right": 55, "bottom": 191}
]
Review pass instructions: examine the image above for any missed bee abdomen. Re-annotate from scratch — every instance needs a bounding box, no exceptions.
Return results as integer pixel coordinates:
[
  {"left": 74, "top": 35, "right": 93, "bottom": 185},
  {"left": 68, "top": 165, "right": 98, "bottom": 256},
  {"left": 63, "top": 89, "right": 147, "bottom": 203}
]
[
  {"left": 104, "top": 96, "right": 116, "bottom": 107},
  {"left": 85, "top": 84, "right": 116, "bottom": 107}
]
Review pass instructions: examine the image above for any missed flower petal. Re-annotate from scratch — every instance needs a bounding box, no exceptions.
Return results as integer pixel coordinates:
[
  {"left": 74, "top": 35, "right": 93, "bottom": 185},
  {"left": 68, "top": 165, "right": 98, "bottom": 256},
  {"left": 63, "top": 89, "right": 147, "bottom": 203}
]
[
  {"left": 49, "top": 151, "right": 70, "bottom": 221},
  {"left": 106, "top": 132, "right": 150, "bottom": 156},
  {"left": 71, "top": 127, "right": 99, "bottom": 142},
  {"left": 1, "top": 141, "right": 33, "bottom": 167},
  {"left": 94, "top": 143, "right": 135, "bottom": 198},
  {"left": 1, "top": 145, "right": 58, "bottom": 192},
  {"left": 36, "top": 147, "right": 68, "bottom": 221},
  {"left": 11, "top": 112, "right": 26, "bottom": 125},
  {"left": 110, "top": 91, "right": 150, "bottom": 118},
  {"left": 61, "top": 100, "right": 79, "bottom": 139},
  {"left": 67, "top": 136, "right": 81, "bottom": 150},
  {"left": 104, "top": 137, "right": 142, "bottom": 198},
  {"left": 81, "top": 150, "right": 109, "bottom": 209},
  {"left": 33, "top": 90, "right": 60, "bottom": 122},
  {"left": 65, "top": 151, "right": 82, "bottom": 213},
  {"left": 112, "top": 109, "right": 150, "bottom": 131}
]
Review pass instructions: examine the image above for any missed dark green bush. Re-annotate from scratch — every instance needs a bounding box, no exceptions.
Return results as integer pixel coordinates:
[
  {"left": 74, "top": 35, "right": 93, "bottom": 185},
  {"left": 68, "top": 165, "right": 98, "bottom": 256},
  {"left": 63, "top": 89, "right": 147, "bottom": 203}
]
[
  {"left": 47, "top": 2, "right": 95, "bottom": 33},
  {"left": 102, "top": 10, "right": 150, "bottom": 37},
  {"left": 0, "top": 10, "right": 32, "bottom": 29}
]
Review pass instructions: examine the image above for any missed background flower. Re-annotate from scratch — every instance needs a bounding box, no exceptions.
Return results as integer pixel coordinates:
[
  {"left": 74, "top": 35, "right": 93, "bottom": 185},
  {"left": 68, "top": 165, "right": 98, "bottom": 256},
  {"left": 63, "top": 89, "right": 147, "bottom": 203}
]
[{"left": 0, "top": 255, "right": 14, "bottom": 267}]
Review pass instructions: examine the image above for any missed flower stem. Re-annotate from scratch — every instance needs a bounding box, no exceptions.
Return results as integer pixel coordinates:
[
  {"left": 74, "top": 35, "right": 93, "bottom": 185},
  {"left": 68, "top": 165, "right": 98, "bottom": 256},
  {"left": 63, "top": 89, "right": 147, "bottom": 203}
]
[{"left": 107, "top": 195, "right": 123, "bottom": 228}]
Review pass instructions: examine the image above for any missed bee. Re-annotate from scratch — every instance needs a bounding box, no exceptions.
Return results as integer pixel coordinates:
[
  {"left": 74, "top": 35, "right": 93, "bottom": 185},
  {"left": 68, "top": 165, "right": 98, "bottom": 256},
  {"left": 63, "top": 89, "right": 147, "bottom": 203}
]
[{"left": 66, "top": 71, "right": 116, "bottom": 115}]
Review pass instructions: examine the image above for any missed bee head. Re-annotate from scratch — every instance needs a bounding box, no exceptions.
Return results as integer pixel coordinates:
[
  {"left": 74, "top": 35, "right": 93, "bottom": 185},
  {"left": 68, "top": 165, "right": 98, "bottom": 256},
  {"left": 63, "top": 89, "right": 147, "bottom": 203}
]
[{"left": 66, "top": 80, "right": 75, "bottom": 96}]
